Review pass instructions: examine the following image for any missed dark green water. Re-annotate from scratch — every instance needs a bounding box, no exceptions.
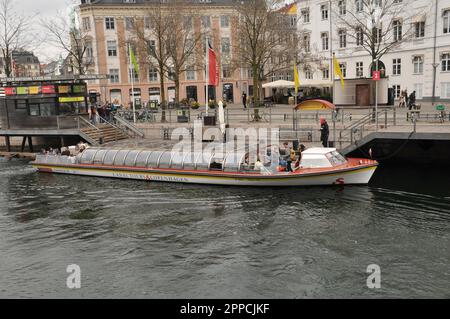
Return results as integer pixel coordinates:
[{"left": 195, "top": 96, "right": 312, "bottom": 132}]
[{"left": 0, "top": 159, "right": 449, "bottom": 298}]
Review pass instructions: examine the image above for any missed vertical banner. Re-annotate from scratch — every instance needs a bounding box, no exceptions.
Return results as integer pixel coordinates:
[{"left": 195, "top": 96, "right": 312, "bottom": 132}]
[{"left": 208, "top": 43, "right": 219, "bottom": 87}]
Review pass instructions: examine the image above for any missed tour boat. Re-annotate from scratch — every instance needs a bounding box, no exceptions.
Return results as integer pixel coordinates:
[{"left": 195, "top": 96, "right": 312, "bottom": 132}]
[{"left": 31, "top": 147, "right": 378, "bottom": 187}]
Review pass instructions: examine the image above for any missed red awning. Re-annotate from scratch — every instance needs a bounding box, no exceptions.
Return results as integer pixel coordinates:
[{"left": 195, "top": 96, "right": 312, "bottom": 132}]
[{"left": 295, "top": 99, "right": 336, "bottom": 111}]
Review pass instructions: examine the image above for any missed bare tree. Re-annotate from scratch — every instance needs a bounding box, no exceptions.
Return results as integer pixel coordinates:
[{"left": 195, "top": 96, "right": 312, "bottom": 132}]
[
  {"left": 40, "top": 6, "right": 92, "bottom": 75},
  {"left": 234, "top": 0, "right": 298, "bottom": 120},
  {"left": 132, "top": 2, "right": 172, "bottom": 109},
  {"left": 334, "top": 0, "right": 427, "bottom": 67},
  {"left": 165, "top": 5, "right": 205, "bottom": 104},
  {"left": 0, "top": 0, "right": 36, "bottom": 77}
]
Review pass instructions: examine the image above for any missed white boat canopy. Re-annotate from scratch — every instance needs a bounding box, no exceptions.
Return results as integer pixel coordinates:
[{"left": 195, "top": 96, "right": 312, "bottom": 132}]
[{"left": 71, "top": 148, "right": 249, "bottom": 172}]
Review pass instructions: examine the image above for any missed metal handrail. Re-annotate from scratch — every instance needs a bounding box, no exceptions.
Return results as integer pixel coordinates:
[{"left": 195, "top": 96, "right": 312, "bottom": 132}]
[
  {"left": 78, "top": 116, "right": 101, "bottom": 133},
  {"left": 112, "top": 114, "right": 145, "bottom": 138}
]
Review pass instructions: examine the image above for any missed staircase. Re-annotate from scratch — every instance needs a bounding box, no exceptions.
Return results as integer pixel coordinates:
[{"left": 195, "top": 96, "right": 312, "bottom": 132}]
[{"left": 80, "top": 123, "right": 129, "bottom": 145}]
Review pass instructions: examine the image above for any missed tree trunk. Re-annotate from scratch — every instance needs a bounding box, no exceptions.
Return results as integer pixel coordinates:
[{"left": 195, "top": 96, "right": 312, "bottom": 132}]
[
  {"left": 160, "top": 65, "right": 167, "bottom": 123},
  {"left": 174, "top": 76, "right": 180, "bottom": 105},
  {"left": 252, "top": 64, "right": 261, "bottom": 121}
]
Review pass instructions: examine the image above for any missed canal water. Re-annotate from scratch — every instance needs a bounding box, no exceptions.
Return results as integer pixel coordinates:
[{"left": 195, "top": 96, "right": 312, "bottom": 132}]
[{"left": 0, "top": 159, "right": 449, "bottom": 298}]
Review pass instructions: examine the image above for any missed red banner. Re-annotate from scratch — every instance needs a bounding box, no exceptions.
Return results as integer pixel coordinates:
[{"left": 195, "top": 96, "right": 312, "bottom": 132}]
[
  {"left": 208, "top": 46, "right": 219, "bottom": 87},
  {"left": 42, "top": 85, "right": 56, "bottom": 94}
]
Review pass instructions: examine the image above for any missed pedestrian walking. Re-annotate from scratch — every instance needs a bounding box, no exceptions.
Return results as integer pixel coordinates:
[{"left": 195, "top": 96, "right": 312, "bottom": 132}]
[
  {"left": 242, "top": 92, "right": 247, "bottom": 109},
  {"left": 408, "top": 91, "right": 416, "bottom": 110}
]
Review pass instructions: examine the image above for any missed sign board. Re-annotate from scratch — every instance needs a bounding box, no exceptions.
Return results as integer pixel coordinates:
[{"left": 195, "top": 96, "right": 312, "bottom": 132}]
[
  {"left": 58, "top": 85, "right": 71, "bottom": 94},
  {"left": 2, "top": 74, "right": 109, "bottom": 83},
  {"left": 372, "top": 71, "right": 381, "bottom": 81},
  {"left": 17, "top": 87, "right": 29, "bottom": 95},
  {"left": 29, "top": 86, "right": 41, "bottom": 94},
  {"left": 59, "top": 97, "right": 85, "bottom": 103},
  {"left": 42, "top": 85, "right": 56, "bottom": 94}
]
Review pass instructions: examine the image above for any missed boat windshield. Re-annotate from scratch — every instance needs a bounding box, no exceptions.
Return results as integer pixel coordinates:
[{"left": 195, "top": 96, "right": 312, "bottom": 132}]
[{"left": 326, "top": 151, "right": 347, "bottom": 166}]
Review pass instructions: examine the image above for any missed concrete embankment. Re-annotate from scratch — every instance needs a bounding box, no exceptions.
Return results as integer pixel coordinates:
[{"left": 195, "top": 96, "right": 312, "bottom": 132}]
[{"left": 343, "top": 131, "right": 450, "bottom": 165}]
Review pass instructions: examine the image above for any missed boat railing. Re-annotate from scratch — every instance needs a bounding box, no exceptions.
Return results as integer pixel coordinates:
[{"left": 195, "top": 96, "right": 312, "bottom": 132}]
[{"left": 35, "top": 154, "right": 78, "bottom": 165}]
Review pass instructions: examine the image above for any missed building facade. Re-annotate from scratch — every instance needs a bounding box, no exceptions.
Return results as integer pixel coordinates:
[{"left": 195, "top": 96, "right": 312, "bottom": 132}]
[
  {"left": 78, "top": 0, "right": 255, "bottom": 107},
  {"left": 0, "top": 50, "right": 41, "bottom": 79},
  {"left": 297, "top": 0, "right": 450, "bottom": 105}
]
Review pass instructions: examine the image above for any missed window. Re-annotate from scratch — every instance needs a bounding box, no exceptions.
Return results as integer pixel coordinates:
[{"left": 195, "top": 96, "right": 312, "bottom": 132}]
[
  {"left": 222, "top": 65, "right": 232, "bottom": 79},
  {"left": 442, "top": 53, "right": 450, "bottom": 72},
  {"left": 290, "top": 16, "right": 297, "bottom": 27},
  {"left": 393, "top": 20, "right": 402, "bottom": 42},
  {"left": 305, "top": 69, "right": 313, "bottom": 79},
  {"left": 221, "top": 37, "right": 230, "bottom": 55},
  {"left": 85, "top": 42, "right": 93, "bottom": 62},
  {"left": 149, "top": 67, "right": 158, "bottom": 82},
  {"left": 303, "top": 34, "right": 310, "bottom": 53},
  {"left": 321, "top": 32, "right": 329, "bottom": 51},
  {"left": 414, "top": 21, "right": 425, "bottom": 38},
  {"left": 441, "top": 82, "right": 450, "bottom": 98},
  {"left": 125, "top": 17, "right": 135, "bottom": 30},
  {"left": 340, "top": 63, "right": 347, "bottom": 77},
  {"left": 392, "top": 85, "right": 401, "bottom": 99},
  {"left": 393, "top": 58, "right": 401, "bottom": 75},
  {"left": 355, "top": 0, "right": 363, "bottom": 13},
  {"left": 338, "top": 1, "right": 347, "bottom": 15},
  {"left": 444, "top": 10, "right": 450, "bottom": 34},
  {"left": 339, "top": 30, "right": 347, "bottom": 48},
  {"left": 105, "top": 17, "right": 115, "bottom": 30},
  {"left": 413, "top": 56, "right": 423, "bottom": 74},
  {"left": 201, "top": 16, "right": 211, "bottom": 28},
  {"left": 82, "top": 17, "right": 91, "bottom": 31},
  {"left": 356, "top": 27, "right": 364, "bottom": 46},
  {"left": 414, "top": 83, "right": 423, "bottom": 99},
  {"left": 220, "top": 15, "right": 229, "bottom": 28},
  {"left": 107, "top": 41, "right": 117, "bottom": 57},
  {"left": 148, "top": 40, "right": 156, "bottom": 54},
  {"left": 144, "top": 17, "right": 151, "bottom": 29},
  {"left": 186, "top": 66, "right": 196, "bottom": 80},
  {"left": 301, "top": 9, "right": 310, "bottom": 23},
  {"left": 109, "top": 69, "right": 119, "bottom": 83},
  {"left": 321, "top": 4, "right": 328, "bottom": 20},
  {"left": 373, "top": 0, "right": 382, "bottom": 7},
  {"left": 373, "top": 27, "right": 382, "bottom": 44},
  {"left": 129, "top": 67, "right": 139, "bottom": 82},
  {"left": 356, "top": 62, "right": 364, "bottom": 77},
  {"left": 322, "top": 69, "right": 329, "bottom": 79}
]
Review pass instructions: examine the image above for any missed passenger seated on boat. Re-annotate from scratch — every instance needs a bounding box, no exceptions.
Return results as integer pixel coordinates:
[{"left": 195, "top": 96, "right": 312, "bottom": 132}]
[
  {"left": 210, "top": 161, "right": 222, "bottom": 171},
  {"left": 254, "top": 158, "right": 264, "bottom": 172},
  {"left": 61, "top": 147, "right": 71, "bottom": 156}
]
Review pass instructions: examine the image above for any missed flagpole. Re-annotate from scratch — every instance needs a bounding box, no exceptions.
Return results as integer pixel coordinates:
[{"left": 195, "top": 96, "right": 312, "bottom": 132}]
[
  {"left": 129, "top": 43, "right": 136, "bottom": 124},
  {"left": 205, "top": 36, "right": 209, "bottom": 117},
  {"left": 332, "top": 52, "right": 336, "bottom": 146}
]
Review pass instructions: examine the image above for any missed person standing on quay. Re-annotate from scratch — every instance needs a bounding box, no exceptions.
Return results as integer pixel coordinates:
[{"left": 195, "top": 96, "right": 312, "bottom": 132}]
[
  {"left": 320, "top": 118, "right": 329, "bottom": 148},
  {"left": 242, "top": 92, "right": 247, "bottom": 109}
]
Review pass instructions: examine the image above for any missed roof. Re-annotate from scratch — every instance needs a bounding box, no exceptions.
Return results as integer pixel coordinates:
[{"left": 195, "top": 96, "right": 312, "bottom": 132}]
[
  {"left": 12, "top": 51, "right": 40, "bottom": 64},
  {"left": 302, "top": 148, "right": 337, "bottom": 155}
]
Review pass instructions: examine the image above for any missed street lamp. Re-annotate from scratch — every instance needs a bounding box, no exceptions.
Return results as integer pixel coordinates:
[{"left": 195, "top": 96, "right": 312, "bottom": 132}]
[{"left": 431, "top": 62, "right": 440, "bottom": 107}]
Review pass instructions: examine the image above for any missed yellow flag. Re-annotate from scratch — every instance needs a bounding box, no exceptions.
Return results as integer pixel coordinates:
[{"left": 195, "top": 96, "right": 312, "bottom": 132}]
[
  {"left": 294, "top": 62, "right": 300, "bottom": 95},
  {"left": 333, "top": 54, "right": 345, "bottom": 90},
  {"left": 129, "top": 45, "right": 139, "bottom": 77}
]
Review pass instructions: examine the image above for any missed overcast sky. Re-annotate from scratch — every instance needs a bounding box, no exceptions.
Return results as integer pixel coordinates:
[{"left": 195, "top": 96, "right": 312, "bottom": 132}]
[{"left": 17, "top": 0, "right": 74, "bottom": 63}]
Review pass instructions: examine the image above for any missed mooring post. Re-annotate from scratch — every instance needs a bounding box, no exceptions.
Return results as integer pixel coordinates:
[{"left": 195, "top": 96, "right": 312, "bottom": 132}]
[
  {"left": 27, "top": 136, "right": 33, "bottom": 153},
  {"left": 5, "top": 136, "right": 11, "bottom": 152}
]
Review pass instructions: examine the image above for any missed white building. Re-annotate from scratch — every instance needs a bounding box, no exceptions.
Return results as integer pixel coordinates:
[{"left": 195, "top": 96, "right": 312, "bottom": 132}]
[{"left": 297, "top": 0, "right": 450, "bottom": 106}]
